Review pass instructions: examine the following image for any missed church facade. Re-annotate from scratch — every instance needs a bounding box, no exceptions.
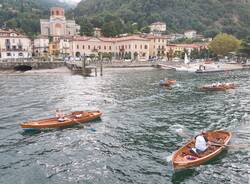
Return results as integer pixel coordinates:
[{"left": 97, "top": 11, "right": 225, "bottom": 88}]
[{"left": 40, "top": 7, "right": 80, "bottom": 37}]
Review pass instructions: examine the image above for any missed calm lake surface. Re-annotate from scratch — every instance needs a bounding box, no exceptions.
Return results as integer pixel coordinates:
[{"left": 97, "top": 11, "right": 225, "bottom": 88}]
[{"left": 0, "top": 68, "right": 250, "bottom": 184}]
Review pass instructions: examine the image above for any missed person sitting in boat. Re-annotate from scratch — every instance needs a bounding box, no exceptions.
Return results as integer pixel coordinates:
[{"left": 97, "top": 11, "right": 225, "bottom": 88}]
[
  {"left": 56, "top": 109, "right": 66, "bottom": 122},
  {"left": 75, "top": 113, "right": 82, "bottom": 118},
  {"left": 159, "top": 79, "right": 165, "bottom": 85},
  {"left": 191, "top": 131, "right": 210, "bottom": 155}
]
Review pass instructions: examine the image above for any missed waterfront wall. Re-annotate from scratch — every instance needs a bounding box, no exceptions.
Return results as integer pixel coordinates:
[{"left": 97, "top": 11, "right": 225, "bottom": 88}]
[{"left": 0, "top": 61, "right": 65, "bottom": 70}]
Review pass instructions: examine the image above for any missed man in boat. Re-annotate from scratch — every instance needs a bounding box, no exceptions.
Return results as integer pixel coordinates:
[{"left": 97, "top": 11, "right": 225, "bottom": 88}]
[
  {"left": 56, "top": 109, "right": 66, "bottom": 122},
  {"left": 191, "top": 131, "right": 210, "bottom": 155}
]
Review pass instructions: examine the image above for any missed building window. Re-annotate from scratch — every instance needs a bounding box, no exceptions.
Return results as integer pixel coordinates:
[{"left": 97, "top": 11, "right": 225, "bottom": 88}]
[
  {"left": 88, "top": 45, "right": 90, "bottom": 50},
  {"left": 98, "top": 46, "right": 101, "bottom": 50},
  {"left": 129, "top": 45, "right": 131, "bottom": 49},
  {"left": 109, "top": 46, "right": 111, "bottom": 50},
  {"left": 56, "top": 10, "right": 59, "bottom": 15},
  {"left": 18, "top": 53, "right": 23, "bottom": 56},
  {"left": 77, "top": 45, "right": 79, "bottom": 49},
  {"left": 135, "top": 45, "right": 137, "bottom": 49},
  {"left": 7, "top": 53, "right": 11, "bottom": 56},
  {"left": 104, "top": 46, "right": 106, "bottom": 50},
  {"left": 158, "top": 39, "right": 160, "bottom": 42},
  {"left": 145, "top": 45, "right": 148, "bottom": 49},
  {"left": 140, "top": 45, "right": 142, "bottom": 49},
  {"left": 83, "top": 45, "right": 85, "bottom": 49}
]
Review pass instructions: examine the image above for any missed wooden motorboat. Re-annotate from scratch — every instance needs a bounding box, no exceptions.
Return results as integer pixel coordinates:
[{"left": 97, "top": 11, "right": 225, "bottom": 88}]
[
  {"left": 223, "top": 83, "right": 235, "bottom": 89},
  {"left": 160, "top": 79, "right": 176, "bottom": 87},
  {"left": 201, "top": 83, "right": 235, "bottom": 91},
  {"left": 172, "top": 130, "right": 232, "bottom": 170},
  {"left": 201, "top": 85, "right": 227, "bottom": 91},
  {"left": 20, "top": 111, "right": 102, "bottom": 130}
]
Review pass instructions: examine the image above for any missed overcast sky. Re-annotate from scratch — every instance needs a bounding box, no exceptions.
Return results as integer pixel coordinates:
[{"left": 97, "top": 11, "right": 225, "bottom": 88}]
[{"left": 65, "top": 0, "right": 81, "bottom": 3}]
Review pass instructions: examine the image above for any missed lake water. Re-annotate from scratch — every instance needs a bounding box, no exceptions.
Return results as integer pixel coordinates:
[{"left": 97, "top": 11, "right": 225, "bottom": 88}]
[{"left": 0, "top": 68, "right": 250, "bottom": 184}]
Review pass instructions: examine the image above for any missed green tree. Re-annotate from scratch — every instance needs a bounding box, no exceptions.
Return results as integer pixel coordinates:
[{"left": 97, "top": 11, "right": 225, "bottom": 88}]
[
  {"left": 141, "top": 26, "right": 150, "bottom": 33},
  {"left": 209, "top": 33, "right": 241, "bottom": 56},
  {"left": 238, "top": 36, "right": 250, "bottom": 58},
  {"left": 79, "top": 19, "right": 94, "bottom": 36}
]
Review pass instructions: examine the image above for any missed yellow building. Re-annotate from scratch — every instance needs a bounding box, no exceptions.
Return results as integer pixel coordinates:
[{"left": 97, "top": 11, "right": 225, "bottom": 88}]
[
  {"left": 49, "top": 41, "right": 60, "bottom": 56},
  {"left": 145, "top": 35, "right": 168, "bottom": 58}
]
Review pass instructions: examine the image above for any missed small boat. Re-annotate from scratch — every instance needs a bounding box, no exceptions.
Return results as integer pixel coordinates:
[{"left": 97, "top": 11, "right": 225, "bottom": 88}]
[
  {"left": 201, "top": 83, "right": 235, "bottom": 91},
  {"left": 20, "top": 111, "right": 102, "bottom": 130},
  {"left": 159, "top": 79, "right": 176, "bottom": 87},
  {"left": 172, "top": 130, "right": 231, "bottom": 170}
]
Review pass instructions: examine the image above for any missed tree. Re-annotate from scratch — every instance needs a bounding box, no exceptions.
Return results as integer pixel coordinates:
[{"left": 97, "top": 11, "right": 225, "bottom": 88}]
[
  {"left": 238, "top": 36, "right": 250, "bottom": 58},
  {"left": 141, "top": 26, "right": 150, "bottom": 33},
  {"left": 79, "top": 19, "right": 94, "bottom": 36},
  {"left": 209, "top": 33, "right": 241, "bottom": 56}
]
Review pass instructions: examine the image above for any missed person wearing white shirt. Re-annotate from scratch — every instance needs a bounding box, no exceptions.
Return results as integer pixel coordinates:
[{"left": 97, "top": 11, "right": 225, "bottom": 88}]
[{"left": 191, "top": 131, "right": 209, "bottom": 155}]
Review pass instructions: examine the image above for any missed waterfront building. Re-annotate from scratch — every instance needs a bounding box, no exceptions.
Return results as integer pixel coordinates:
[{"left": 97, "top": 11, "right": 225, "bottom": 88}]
[
  {"left": 184, "top": 30, "right": 197, "bottom": 39},
  {"left": 149, "top": 22, "right": 167, "bottom": 33},
  {"left": 70, "top": 35, "right": 149, "bottom": 61},
  {"left": 33, "top": 35, "right": 49, "bottom": 57},
  {"left": 49, "top": 41, "right": 60, "bottom": 56},
  {"left": 144, "top": 34, "right": 168, "bottom": 58},
  {"left": 166, "top": 43, "right": 208, "bottom": 55},
  {"left": 40, "top": 7, "right": 80, "bottom": 38},
  {"left": 59, "top": 36, "right": 72, "bottom": 57},
  {"left": 0, "top": 29, "right": 32, "bottom": 60}
]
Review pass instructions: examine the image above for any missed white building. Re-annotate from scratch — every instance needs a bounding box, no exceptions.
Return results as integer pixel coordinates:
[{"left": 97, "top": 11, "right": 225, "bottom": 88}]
[
  {"left": 149, "top": 22, "right": 167, "bottom": 33},
  {"left": 40, "top": 7, "right": 80, "bottom": 37},
  {"left": 93, "top": 28, "right": 102, "bottom": 37},
  {"left": 59, "top": 36, "right": 72, "bottom": 57},
  {"left": 184, "top": 30, "right": 197, "bottom": 39},
  {"left": 168, "top": 33, "right": 185, "bottom": 42},
  {"left": 33, "top": 35, "right": 49, "bottom": 57},
  {"left": 0, "top": 29, "right": 32, "bottom": 60}
]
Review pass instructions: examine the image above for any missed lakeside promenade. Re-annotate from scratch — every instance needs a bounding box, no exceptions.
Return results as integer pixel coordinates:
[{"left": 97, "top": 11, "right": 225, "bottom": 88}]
[{"left": 0, "top": 59, "right": 249, "bottom": 74}]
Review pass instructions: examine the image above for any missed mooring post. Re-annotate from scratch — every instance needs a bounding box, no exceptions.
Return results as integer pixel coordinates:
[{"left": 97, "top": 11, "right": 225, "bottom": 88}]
[
  {"left": 100, "top": 53, "right": 103, "bottom": 76},
  {"left": 82, "top": 56, "right": 86, "bottom": 75}
]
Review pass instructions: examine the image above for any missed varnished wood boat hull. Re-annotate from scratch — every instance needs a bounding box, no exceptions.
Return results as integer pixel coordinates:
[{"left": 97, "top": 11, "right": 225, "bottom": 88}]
[
  {"left": 201, "top": 83, "right": 235, "bottom": 91},
  {"left": 172, "top": 130, "right": 232, "bottom": 170},
  {"left": 160, "top": 80, "right": 176, "bottom": 87},
  {"left": 20, "top": 111, "right": 102, "bottom": 129}
]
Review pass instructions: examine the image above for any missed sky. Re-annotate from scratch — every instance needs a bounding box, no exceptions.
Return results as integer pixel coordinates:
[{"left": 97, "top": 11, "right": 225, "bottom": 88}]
[{"left": 64, "top": 0, "right": 81, "bottom": 3}]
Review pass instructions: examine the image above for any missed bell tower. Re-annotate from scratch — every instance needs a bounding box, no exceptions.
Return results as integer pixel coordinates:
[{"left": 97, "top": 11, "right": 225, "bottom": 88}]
[{"left": 50, "top": 7, "right": 65, "bottom": 19}]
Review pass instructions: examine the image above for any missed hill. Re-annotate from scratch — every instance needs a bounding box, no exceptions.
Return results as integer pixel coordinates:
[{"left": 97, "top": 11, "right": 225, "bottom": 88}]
[
  {"left": 75, "top": 0, "right": 250, "bottom": 38},
  {"left": 0, "top": 0, "right": 72, "bottom": 36}
]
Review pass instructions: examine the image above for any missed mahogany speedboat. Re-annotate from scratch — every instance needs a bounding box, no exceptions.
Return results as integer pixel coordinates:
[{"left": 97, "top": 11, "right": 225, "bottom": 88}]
[{"left": 20, "top": 111, "right": 102, "bottom": 130}]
